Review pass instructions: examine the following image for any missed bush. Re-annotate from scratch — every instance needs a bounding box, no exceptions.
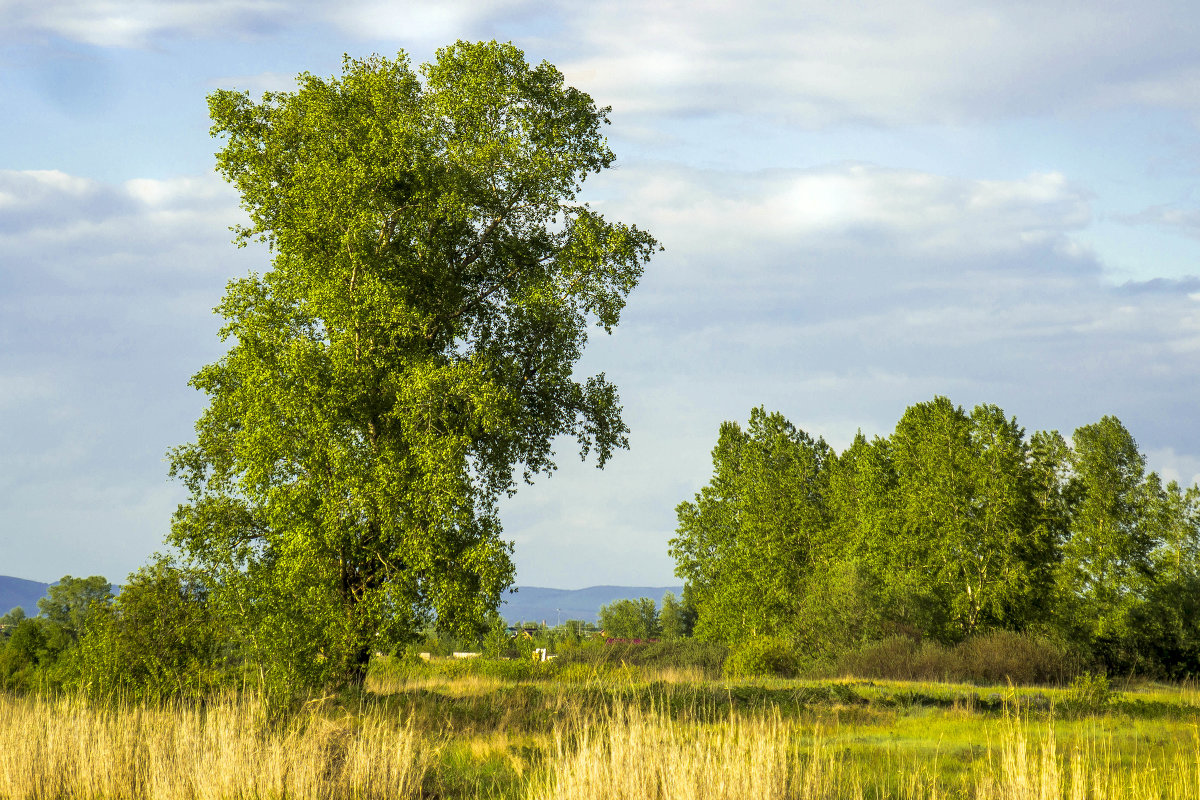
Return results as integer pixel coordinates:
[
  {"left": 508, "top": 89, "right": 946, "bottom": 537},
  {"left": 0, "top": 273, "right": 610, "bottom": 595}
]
[
  {"left": 838, "top": 631, "right": 1079, "bottom": 685},
  {"left": 723, "top": 637, "right": 799, "bottom": 679},
  {"left": 838, "top": 636, "right": 923, "bottom": 681},
  {"left": 1063, "top": 671, "right": 1117, "bottom": 710},
  {"left": 957, "top": 630, "right": 1075, "bottom": 685}
]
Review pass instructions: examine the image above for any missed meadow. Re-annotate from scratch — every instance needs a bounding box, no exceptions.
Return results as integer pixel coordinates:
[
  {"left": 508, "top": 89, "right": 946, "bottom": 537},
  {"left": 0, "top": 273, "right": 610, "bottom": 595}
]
[{"left": 2, "top": 659, "right": 1199, "bottom": 799}]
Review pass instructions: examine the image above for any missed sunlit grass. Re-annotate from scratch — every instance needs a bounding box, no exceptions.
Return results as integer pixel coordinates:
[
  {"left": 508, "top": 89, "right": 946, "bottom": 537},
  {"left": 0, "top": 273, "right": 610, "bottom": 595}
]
[
  {"left": 0, "top": 692, "right": 431, "bottom": 800},
  {"left": 2, "top": 673, "right": 1199, "bottom": 799}
]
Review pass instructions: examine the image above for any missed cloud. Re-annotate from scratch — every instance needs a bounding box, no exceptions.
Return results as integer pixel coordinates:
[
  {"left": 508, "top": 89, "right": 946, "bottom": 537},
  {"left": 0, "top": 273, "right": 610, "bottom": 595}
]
[
  {"left": 601, "top": 163, "right": 1092, "bottom": 259},
  {"left": 0, "top": 169, "right": 261, "bottom": 581},
  {"left": 10, "top": 0, "right": 1200, "bottom": 128},
  {"left": 0, "top": 0, "right": 290, "bottom": 47},
  {"left": 1121, "top": 204, "right": 1200, "bottom": 240},
  {"left": 1144, "top": 447, "right": 1200, "bottom": 487},
  {"left": 5, "top": 161, "right": 1200, "bottom": 587},
  {"left": 0, "top": 170, "right": 245, "bottom": 294},
  {"left": 546, "top": 0, "right": 1200, "bottom": 124},
  {"left": 495, "top": 159, "right": 1200, "bottom": 583}
]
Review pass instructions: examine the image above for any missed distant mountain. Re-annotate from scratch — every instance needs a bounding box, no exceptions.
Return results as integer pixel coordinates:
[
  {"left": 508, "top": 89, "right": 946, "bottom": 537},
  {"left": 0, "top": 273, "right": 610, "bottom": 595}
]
[
  {"left": 499, "top": 585, "right": 685, "bottom": 625},
  {"left": 0, "top": 576, "right": 50, "bottom": 616},
  {"left": 0, "top": 575, "right": 677, "bottom": 627}
]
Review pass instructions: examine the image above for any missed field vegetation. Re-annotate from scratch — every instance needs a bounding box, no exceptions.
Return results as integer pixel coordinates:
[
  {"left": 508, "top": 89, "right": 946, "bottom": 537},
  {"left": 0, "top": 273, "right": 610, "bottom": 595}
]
[{"left": 3, "top": 656, "right": 1199, "bottom": 799}]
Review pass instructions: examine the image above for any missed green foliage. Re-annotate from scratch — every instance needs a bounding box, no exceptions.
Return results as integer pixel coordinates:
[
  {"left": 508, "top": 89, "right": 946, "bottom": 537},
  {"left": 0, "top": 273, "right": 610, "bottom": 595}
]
[
  {"left": 0, "top": 618, "right": 51, "bottom": 691},
  {"left": 598, "top": 597, "right": 660, "bottom": 640},
  {"left": 955, "top": 630, "right": 1076, "bottom": 685},
  {"left": 722, "top": 636, "right": 799, "bottom": 678},
  {"left": 795, "top": 558, "right": 885, "bottom": 659},
  {"left": 68, "top": 557, "right": 233, "bottom": 701},
  {"left": 835, "top": 631, "right": 1076, "bottom": 685},
  {"left": 1064, "top": 672, "right": 1117, "bottom": 709},
  {"left": 169, "top": 41, "right": 657, "bottom": 691},
  {"left": 552, "top": 638, "right": 728, "bottom": 678},
  {"left": 0, "top": 607, "right": 26, "bottom": 643},
  {"left": 1057, "top": 417, "right": 1149, "bottom": 644},
  {"left": 38, "top": 575, "right": 113, "bottom": 649},
  {"left": 672, "top": 397, "right": 1200, "bottom": 679},
  {"left": 482, "top": 615, "right": 510, "bottom": 659},
  {"left": 658, "top": 591, "right": 694, "bottom": 639},
  {"left": 671, "top": 408, "right": 832, "bottom": 645}
]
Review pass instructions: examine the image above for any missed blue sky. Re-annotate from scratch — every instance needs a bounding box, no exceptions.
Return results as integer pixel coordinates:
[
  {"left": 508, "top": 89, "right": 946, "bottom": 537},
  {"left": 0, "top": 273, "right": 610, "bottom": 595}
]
[{"left": 3, "top": 0, "right": 1200, "bottom": 589}]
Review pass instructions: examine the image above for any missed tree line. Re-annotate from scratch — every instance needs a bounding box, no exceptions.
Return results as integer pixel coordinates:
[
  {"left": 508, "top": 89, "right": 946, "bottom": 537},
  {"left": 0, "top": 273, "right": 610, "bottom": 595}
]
[{"left": 670, "top": 398, "right": 1200, "bottom": 677}]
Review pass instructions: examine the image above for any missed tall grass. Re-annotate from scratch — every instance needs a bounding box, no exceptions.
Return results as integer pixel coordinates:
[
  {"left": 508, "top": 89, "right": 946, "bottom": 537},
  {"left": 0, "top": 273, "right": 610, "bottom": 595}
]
[
  {"left": 0, "top": 693, "right": 430, "bottom": 800},
  {"left": 2, "top": 680, "right": 1198, "bottom": 799},
  {"left": 529, "top": 706, "right": 851, "bottom": 800},
  {"left": 530, "top": 704, "right": 1200, "bottom": 800}
]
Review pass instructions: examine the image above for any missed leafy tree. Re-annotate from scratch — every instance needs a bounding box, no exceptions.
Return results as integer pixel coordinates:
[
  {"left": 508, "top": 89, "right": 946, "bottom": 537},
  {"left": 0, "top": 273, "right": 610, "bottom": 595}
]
[
  {"left": 169, "top": 42, "right": 657, "bottom": 689},
  {"left": 887, "top": 398, "right": 978, "bottom": 639},
  {"left": 1107, "top": 474, "right": 1200, "bottom": 676},
  {"left": 887, "top": 399, "right": 1046, "bottom": 640},
  {"left": 797, "top": 558, "right": 885, "bottom": 658},
  {"left": 71, "top": 557, "right": 230, "bottom": 700},
  {"left": 671, "top": 408, "right": 832, "bottom": 644},
  {"left": 670, "top": 397, "right": 1200, "bottom": 676},
  {"left": 1057, "top": 416, "right": 1149, "bottom": 650},
  {"left": 0, "top": 607, "right": 26, "bottom": 643},
  {"left": 37, "top": 575, "right": 113, "bottom": 649},
  {"left": 0, "top": 617, "right": 49, "bottom": 690},
  {"left": 598, "top": 598, "right": 660, "bottom": 639},
  {"left": 659, "top": 591, "right": 693, "bottom": 639}
]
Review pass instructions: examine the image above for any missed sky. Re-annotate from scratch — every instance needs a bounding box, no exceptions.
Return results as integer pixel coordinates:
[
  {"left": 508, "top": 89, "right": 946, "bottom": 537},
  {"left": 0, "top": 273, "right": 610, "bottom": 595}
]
[{"left": 3, "top": 0, "right": 1200, "bottom": 590}]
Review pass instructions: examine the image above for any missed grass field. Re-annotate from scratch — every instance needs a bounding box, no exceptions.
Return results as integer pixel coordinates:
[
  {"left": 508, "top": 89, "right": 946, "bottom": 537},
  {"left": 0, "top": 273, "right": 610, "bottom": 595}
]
[{"left": 2, "top": 663, "right": 1199, "bottom": 798}]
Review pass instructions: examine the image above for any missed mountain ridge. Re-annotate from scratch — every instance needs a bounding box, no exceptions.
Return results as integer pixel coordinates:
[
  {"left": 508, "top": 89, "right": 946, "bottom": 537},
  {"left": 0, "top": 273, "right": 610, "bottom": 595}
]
[
  {"left": 1, "top": 575, "right": 680, "bottom": 625},
  {"left": 0, "top": 576, "right": 51, "bottom": 616}
]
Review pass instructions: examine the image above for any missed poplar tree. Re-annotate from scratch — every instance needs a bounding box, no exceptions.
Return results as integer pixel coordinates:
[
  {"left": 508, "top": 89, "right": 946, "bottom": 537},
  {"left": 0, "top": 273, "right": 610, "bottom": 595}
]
[{"left": 169, "top": 42, "right": 657, "bottom": 688}]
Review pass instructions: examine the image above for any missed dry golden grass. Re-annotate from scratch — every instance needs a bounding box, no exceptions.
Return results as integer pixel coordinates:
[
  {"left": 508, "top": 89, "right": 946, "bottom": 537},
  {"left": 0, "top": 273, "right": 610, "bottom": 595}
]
[
  {"left": 366, "top": 668, "right": 510, "bottom": 696},
  {"left": 0, "top": 693, "right": 430, "bottom": 800},
  {"left": 529, "top": 706, "right": 849, "bottom": 800},
  {"left": 3, "top": 680, "right": 1199, "bottom": 799},
  {"left": 530, "top": 703, "right": 1200, "bottom": 800},
  {"left": 975, "top": 720, "right": 1200, "bottom": 800}
]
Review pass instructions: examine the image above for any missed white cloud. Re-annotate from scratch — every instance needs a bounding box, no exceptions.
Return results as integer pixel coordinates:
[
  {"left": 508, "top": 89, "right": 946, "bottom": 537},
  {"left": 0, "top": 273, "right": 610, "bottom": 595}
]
[
  {"left": 0, "top": 169, "right": 247, "bottom": 290},
  {"left": 540, "top": 0, "right": 1200, "bottom": 125},
  {"left": 595, "top": 162, "right": 1092, "bottom": 269},
  {"left": 0, "top": 0, "right": 290, "bottom": 47},
  {"left": 4, "top": 161, "right": 1200, "bottom": 587},
  {"left": 9, "top": 1, "right": 1200, "bottom": 126},
  {"left": 1122, "top": 204, "right": 1200, "bottom": 240},
  {"left": 1145, "top": 447, "right": 1200, "bottom": 487},
  {"left": 0, "top": 169, "right": 262, "bottom": 581},
  {"left": 498, "top": 159, "right": 1200, "bottom": 584}
]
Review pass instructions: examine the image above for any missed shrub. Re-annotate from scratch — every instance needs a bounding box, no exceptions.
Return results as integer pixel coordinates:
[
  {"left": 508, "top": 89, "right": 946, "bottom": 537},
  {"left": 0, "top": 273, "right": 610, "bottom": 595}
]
[
  {"left": 957, "top": 630, "right": 1074, "bottom": 685},
  {"left": 838, "top": 631, "right": 1079, "bottom": 685},
  {"left": 723, "top": 637, "right": 798, "bottom": 678},
  {"left": 837, "top": 636, "right": 921, "bottom": 681},
  {"left": 1064, "top": 671, "right": 1117, "bottom": 709},
  {"left": 636, "top": 640, "right": 728, "bottom": 677}
]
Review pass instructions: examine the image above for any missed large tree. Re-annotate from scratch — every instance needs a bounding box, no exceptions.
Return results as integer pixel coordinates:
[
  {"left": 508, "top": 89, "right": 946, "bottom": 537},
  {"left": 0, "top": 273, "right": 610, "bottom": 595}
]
[
  {"left": 169, "top": 42, "right": 657, "bottom": 688},
  {"left": 1057, "top": 416, "right": 1149, "bottom": 648},
  {"left": 671, "top": 408, "right": 832, "bottom": 644}
]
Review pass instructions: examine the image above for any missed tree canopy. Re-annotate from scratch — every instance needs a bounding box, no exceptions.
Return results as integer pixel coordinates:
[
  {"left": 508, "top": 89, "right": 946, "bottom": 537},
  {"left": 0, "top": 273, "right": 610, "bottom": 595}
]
[
  {"left": 672, "top": 398, "right": 1200, "bottom": 677},
  {"left": 168, "top": 41, "right": 658, "bottom": 689}
]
